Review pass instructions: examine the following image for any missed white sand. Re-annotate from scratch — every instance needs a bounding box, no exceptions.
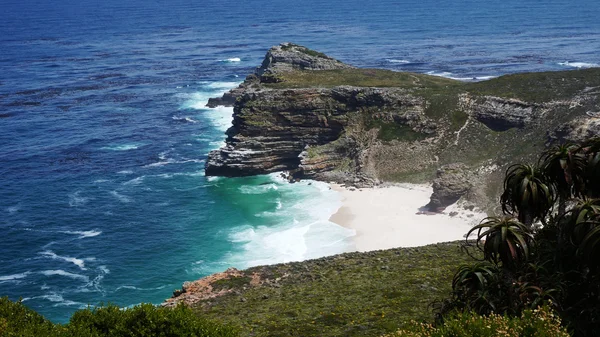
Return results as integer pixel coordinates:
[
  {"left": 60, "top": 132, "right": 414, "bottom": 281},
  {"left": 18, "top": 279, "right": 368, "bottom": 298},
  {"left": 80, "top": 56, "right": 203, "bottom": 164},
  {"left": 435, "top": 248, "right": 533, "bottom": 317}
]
[{"left": 329, "top": 184, "right": 486, "bottom": 252}]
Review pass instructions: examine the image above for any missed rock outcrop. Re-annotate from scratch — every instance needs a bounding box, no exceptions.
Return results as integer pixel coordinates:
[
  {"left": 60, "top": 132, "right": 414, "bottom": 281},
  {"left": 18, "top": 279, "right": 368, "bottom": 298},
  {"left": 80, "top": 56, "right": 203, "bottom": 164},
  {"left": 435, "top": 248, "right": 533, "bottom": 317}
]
[
  {"left": 205, "top": 85, "right": 434, "bottom": 178},
  {"left": 203, "top": 43, "right": 600, "bottom": 205},
  {"left": 460, "top": 95, "right": 540, "bottom": 131},
  {"left": 426, "top": 163, "right": 473, "bottom": 212},
  {"left": 551, "top": 113, "right": 600, "bottom": 143}
]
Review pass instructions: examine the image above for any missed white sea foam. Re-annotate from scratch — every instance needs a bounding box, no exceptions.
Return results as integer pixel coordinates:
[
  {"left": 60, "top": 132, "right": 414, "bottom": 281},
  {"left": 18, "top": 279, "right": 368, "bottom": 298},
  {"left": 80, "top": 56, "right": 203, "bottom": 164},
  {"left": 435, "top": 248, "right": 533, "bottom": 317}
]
[
  {"left": 110, "top": 190, "right": 132, "bottom": 203},
  {"left": 172, "top": 115, "right": 198, "bottom": 123},
  {"left": 7, "top": 205, "right": 19, "bottom": 214},
  {"left": 62, "top": 230, "right": 102, "bottom": 239},
  {"left": 426, "top": 71, "right": 497, "bottom": 82},
  {"left": 32, "top": 293, "right": 86, "bottom": 307},
  {"left": 123, "top": 176, "right": 145, "bottom": 185},
  {"left": 219, "top": 58, "right": 241, "bottom": 63},
  {"left": 558, "top": 61, "right": 599, "bottom": 69},
  {"left": 209, "top": 173, "right": 355, "bottom": 271},
  {"left": 40, "top": 270, "right": 90, "bottom": 282},
  {"left": 387, "top": 59, "right": 410, "bottom": 63},
  {"left": 101, "top": 143, "right": 143, "bottom": 151},
  {"left": 39, "top": 251, "right": 92, "bottom": 270},
  {"left": 68, "top": 191, "right": 90, "bottom": 207},
  {"left": 116, "top": 170, "right": 133, "bottom": 175},
  {"left": 0, "top": 271, "right": 31, "bottom": 283}
]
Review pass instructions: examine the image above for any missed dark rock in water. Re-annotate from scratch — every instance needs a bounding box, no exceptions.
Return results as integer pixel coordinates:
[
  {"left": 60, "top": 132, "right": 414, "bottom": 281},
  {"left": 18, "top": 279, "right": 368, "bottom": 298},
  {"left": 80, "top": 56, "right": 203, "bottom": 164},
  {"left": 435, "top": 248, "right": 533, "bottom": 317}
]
[{"left": 426, "top": 163, "right": 472, "bottom": 212}]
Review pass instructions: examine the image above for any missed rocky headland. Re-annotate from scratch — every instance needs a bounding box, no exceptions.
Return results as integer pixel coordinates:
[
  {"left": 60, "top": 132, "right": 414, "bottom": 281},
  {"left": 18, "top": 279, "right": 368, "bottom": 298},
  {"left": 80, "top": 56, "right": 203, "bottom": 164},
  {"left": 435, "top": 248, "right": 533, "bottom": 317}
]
[{"left": 205, "top": 42, "right": 600, "bottom": 211}]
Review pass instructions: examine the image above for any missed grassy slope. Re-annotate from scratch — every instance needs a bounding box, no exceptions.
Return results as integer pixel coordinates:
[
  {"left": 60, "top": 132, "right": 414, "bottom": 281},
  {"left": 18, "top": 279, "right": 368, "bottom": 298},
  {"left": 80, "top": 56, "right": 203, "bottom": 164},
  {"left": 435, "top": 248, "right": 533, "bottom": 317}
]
[
  {"left": 265, "top": 68, "right": 600, "bottom": 103},
  {"left": 194, "top": 242, "right": 476, "bottom": 337}
]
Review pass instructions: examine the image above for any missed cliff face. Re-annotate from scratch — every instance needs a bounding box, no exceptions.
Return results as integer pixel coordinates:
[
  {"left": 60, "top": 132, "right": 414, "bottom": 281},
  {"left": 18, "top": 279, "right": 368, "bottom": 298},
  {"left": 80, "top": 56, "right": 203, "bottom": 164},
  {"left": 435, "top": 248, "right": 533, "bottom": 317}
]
[{"left": 205, "top": 43, "right": 600, "bottom": 205}]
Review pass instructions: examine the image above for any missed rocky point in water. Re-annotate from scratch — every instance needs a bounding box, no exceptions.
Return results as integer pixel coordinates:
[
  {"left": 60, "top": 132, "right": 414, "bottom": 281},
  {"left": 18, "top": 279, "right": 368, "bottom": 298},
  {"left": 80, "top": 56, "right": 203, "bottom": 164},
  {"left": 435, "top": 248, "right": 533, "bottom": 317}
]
[{"left": 205, "top": 42, "right": 600, "bottom": 206}]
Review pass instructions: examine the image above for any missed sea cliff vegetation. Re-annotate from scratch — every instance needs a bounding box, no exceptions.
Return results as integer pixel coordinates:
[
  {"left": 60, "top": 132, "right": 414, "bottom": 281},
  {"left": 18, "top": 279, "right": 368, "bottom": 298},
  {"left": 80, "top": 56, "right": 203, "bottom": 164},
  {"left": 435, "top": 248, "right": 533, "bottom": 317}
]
[{"left": 4, "top": 44, "right": 599, "bottom": 336}]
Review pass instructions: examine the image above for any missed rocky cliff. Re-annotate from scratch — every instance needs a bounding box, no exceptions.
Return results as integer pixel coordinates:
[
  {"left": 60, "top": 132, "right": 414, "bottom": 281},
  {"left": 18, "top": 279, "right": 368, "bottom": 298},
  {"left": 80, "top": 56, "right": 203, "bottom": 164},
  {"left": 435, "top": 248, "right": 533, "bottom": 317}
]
[{"left": 205, "top": 43, "right": 600, "bottom": 209}]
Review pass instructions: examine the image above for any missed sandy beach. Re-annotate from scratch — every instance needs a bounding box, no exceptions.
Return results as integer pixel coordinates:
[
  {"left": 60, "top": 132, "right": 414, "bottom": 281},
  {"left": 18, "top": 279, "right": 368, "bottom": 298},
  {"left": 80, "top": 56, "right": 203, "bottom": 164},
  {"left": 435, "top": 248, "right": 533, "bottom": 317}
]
[{"left": 329, "top": 184, "right": 486, "bottom": 252}]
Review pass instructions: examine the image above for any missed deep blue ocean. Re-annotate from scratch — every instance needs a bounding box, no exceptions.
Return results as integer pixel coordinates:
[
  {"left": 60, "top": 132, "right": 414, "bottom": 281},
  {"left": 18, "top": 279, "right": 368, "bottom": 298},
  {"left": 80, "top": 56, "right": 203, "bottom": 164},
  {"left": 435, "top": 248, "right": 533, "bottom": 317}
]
[{"left": 1, "top": 0, "right": 599, "bottom": 323}]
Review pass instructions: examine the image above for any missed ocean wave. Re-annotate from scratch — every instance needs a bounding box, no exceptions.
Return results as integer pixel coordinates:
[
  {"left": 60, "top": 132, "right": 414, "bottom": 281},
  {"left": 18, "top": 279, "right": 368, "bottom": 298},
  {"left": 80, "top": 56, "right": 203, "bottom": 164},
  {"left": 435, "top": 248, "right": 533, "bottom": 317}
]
[
  {"left": 115, "top": 284, "right": 167, "bottom": 291},
  {"left": 0, "top": 271, "right": 31, "bottom": 283},
  {"left": 387, "top": 59, "right": 410, "bottom": 63},
  {"left": 100, "top": 143, "right": 143, "bottom": 151},
  {"left": 558, "top": 61, "right": 599, "bottom": 69},
  {"left": 123, "top": 176, "right": 145, "bottom": 185},
  {"left": 62, "top": 230, "right": 102, "bottom": 239},
  {"left": 110, "top": 190, "right": 132, "bottom": 203},
  {"left": 6, "top": 205, "right": 20, "bottom": 214},
  {"left": 28, "top": 293, "right": 86, "bottom": 308},
  {"left": 68, "top": 191, "right": 90, "bottom": 207},
  {"left": 213, "top": 173, "right": 354, "bottom": 270},
  {"left": 172, "top": 115, "right": 198, "bottom": 123},
  {"left": 219, "top": 58, "right": 241, "bottom": 63},
  {"left": 238, "top": 183, "right": 279, "bottom": 195},
  {"left": 39, "top": 251, "right": 93, "bottom": 270},
  {"left": 426, "top": 71, "right": 497, "bottom": 81},
  {"left": 40, "top": 270, "right": 90, "bottom": 282}
]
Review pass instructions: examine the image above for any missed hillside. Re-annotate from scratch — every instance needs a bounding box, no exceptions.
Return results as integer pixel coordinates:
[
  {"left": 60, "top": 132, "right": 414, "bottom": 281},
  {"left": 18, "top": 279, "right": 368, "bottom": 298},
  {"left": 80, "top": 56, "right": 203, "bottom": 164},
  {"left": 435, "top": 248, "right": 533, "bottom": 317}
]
[
  {"left": 165, "top": 242, "right": 476, "bottom": 337},
  {"left": 205, "top": 43, "right": 600, "bottom": 212}
]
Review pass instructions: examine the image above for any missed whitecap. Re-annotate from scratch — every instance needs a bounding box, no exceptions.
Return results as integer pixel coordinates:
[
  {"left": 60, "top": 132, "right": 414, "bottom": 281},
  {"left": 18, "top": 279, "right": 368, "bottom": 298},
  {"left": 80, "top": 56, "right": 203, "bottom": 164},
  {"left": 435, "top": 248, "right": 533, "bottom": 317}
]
[
  {"left": 34, "top": 293, "right": 86, "bottom": 307},
  {"left": 558, "top": 61, "right": 599, "bottom": 69},
  {"left": 117, "top": 170, "right": 133, "bottom": 175},
  {"left": 387, "top": 59, "right": 410, "bottom": 64},
  {"left": 425, "top": 71, "right": 497, "bottom": 82},
  {"left": 219, "top": 57, "right": 241, "bottom": 63},
  {"left": 6, "top": 205, "right": 19, "bottom": 214},
  {"left": 0, "top": 271, "right": 31, "bottom": 282},
  {"left": 39, "top": 251, "right": 91, "bottom": 270},
  {"left": 62, "top": 230, "right": 102, "bottom": 239},
  {"left": 172, "top": 116, "right": 198, "bottom": 123},
  {"left": 123, "top": 176, "right": 145, "bottom": 186},
  {"left": 40, "top": 270, "right": 89, "bottom": 282},
  {"left": 212, "top": 173, "right": 355, "bottom": 271},
  {"left": 101, "top": 144, "right": 143, "bottom": 151},
  {"left": 110, "top": 190, "right": 132, "bottom": 203},
  {"left": 68, "top": 191, "right": 90, "bottom": 207}
]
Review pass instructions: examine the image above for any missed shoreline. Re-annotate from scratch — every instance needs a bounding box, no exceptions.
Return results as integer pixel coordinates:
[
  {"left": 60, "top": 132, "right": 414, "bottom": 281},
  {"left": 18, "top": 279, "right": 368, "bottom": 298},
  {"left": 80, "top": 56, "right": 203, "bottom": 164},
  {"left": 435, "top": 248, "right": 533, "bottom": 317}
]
[{"left": 329, "top": 183, "right": 486, "bottom": 252}]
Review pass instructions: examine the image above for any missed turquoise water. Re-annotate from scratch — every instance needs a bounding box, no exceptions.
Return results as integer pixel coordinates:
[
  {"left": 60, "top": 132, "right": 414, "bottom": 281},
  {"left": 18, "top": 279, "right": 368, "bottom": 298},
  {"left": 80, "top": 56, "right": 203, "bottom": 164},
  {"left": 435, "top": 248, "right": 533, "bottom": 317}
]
[{"left": 1, "top": 0, "right": 599, "bottom": 323}]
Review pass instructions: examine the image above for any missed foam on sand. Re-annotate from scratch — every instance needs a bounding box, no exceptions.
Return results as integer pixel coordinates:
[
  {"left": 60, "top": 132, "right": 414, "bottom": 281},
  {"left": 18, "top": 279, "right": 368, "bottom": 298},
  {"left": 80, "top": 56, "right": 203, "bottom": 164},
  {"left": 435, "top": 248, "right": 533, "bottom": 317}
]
[{"left": 329, "top": 184, "right": 486, "bottom": 251}]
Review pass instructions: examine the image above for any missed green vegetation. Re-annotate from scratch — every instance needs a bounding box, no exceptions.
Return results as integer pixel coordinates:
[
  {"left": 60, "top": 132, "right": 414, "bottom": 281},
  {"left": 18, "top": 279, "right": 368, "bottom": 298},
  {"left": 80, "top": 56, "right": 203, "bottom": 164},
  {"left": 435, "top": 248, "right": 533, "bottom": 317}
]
[
  {"left": 265, "top": 68, "right": 460, "bottom": 89},
  {"left": 385, "top": 305, "right": 569, "bottom": 337},
  {"left": 195, "top": 243, "right": 476, "bottom": 337},
  {"left": 368, "top": 120, "right": 429, "bottom": 142},
  {"left": 0, "top": 297, "right": 238, "bottom": 337},
  {"left": 280, "top": 43, "right": 332, "bottom": 59},
  {"left": 440, "top": 137, "right": 600, "bottom": 337},
  {"left": 466, "top": 68, "right": 600, "bottom": 102}
]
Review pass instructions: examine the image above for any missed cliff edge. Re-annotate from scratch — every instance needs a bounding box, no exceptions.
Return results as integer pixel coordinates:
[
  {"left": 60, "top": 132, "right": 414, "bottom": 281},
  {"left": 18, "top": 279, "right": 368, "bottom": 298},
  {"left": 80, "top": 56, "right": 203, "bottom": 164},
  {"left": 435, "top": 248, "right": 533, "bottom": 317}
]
[{"left": 205, "top": 43, "right": 600, "bottom": 209}]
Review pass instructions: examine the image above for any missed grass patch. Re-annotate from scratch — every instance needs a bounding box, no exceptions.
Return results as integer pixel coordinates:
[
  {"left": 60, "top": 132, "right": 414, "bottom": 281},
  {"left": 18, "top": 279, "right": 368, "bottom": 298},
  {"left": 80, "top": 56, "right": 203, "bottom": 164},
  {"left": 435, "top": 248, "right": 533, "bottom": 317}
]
[
  {"left": 212, "top": 276, "right": 252, "bottom": 291},
  {"left": 194, "top": 242, "right": 478, "bottom": 337},
  {"left": 465, "top": 68, "right": 600, "bottom": 102},
  {"left": 265, "top": 69, "right": 461, "bottom": 89},
  {"left": 368, "top": 120, "right": 429, "bottom": 142}
]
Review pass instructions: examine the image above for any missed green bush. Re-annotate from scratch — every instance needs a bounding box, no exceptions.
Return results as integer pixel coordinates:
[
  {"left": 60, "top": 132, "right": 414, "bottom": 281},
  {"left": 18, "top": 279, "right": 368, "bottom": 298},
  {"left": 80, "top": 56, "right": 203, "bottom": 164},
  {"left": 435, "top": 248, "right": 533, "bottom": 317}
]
[
  {"left": 385, "top": 305, "right": 569, "bottom": 337},
  {"left": 0, "top": 297, "right": 238, "bottom": 337}
]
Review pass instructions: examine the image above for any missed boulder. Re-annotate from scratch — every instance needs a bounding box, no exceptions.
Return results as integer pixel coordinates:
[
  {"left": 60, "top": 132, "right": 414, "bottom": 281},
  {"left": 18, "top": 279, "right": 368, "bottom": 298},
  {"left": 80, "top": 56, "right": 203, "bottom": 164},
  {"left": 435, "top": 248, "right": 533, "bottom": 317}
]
[{"left": 427, "top": 163, "right": 472, "bottom": 212}]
